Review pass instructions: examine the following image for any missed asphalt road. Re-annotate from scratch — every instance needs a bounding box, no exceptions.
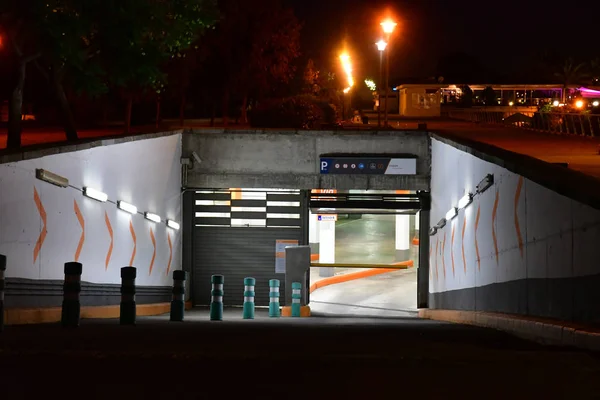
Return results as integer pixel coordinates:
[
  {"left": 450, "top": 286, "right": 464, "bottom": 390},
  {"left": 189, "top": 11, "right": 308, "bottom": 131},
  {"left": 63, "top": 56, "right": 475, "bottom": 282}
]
[
  {"left": 310, "top": 269, "right": 417, "bottom": 317},
  {"left": 1, "top": 310, "right": 599, "bottom": 399}
]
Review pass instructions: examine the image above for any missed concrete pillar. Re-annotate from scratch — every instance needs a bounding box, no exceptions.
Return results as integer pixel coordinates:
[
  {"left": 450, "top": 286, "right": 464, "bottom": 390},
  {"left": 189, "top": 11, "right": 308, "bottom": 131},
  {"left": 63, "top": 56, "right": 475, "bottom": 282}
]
[
  {"left": 395, "top": 215, "right": 411, "bottom": 262},
  {"left": 309, "top": 210, "right": 320, "bottom": 256},
  {"left": 412, "top": 211, "right": 420, "bottom": 269},
  {"left": 318, "top": 219, "right": 335, "bottom": 277},
  {"left": 182, "top": 191, "right": 194, "bottom": 303}
]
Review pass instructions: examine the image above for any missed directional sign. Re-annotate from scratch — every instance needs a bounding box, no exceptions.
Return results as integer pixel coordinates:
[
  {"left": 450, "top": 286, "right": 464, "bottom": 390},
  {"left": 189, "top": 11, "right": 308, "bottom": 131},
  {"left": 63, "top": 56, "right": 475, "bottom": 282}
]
[
  {"left": 320, "top": 157, "right": 417, "bottom": 175},
  {"left": 317, "top": 214, "right": 338, "bottom": 222}
]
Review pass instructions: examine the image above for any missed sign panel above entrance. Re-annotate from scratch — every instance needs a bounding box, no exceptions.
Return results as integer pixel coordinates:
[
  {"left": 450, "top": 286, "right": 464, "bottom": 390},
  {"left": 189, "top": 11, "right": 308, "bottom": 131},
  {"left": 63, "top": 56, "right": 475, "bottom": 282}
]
[{"left": 319, "top": 156, "right": 417, "bottom": 175}]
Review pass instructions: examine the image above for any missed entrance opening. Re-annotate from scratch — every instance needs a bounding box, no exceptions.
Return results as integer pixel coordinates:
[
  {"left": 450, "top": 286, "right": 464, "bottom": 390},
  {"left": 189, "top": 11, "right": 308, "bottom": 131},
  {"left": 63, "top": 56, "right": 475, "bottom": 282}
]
[{"left": 308, "top": 190, "right": 421, "bottom": 318}]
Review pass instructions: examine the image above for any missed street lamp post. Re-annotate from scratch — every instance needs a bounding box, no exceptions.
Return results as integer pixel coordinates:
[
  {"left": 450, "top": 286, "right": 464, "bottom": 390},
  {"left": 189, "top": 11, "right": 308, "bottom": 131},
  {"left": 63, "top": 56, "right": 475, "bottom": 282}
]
[
  {"left": 375, "top": 40, "right": 387, "bottom": 128},
  {"left": 380, "top": 20, "right": 397, "bottom": 128}
]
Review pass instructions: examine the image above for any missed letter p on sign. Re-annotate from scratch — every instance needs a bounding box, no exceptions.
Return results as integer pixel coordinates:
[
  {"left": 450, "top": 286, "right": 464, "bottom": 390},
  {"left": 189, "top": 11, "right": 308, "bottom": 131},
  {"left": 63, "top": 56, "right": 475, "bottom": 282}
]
[{"left": 321, "top": 161, "right": 328, "bottom": 171}]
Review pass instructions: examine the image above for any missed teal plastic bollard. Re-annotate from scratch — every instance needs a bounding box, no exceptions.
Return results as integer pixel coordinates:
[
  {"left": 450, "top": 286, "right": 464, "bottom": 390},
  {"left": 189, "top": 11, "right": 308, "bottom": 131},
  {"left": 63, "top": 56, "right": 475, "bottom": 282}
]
[
  {"left": 268, "top": 279, "right": 280, "bottom": 318},
  {"left": 210, "top": 275, "right": 224, "bottom": 321},
  {"left": 242, "top": 277, "right": 255, "bottom": 319}
]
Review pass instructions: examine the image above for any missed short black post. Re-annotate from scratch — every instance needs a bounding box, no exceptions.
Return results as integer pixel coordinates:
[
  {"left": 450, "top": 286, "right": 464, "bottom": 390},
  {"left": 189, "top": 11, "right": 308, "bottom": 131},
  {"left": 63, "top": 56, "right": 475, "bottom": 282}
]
[
  {"left": 0, "top": 254, "right": 6, "bottom": 332},
  {"left": 170, "top": 270, "right": 187, "bottom": 322},
  {"left": 120, "top": 267, "right": 137, "bottom": 325},
  {"left": 61, "top": 262, "right": 82, "bottom": 328}
]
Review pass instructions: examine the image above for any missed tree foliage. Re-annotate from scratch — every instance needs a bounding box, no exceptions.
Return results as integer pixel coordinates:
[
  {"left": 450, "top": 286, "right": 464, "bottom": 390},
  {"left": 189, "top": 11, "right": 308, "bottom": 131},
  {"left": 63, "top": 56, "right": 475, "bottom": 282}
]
[{"left": 196, "top": 0, "right": 301, "bottom": 123}]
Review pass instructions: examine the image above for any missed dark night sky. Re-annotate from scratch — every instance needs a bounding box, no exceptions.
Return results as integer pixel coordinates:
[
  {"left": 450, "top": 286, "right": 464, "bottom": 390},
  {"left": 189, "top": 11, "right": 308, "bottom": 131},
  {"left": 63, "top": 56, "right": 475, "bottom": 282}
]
[{"left": 286, "top": 0, "right": 600, "bottom": 82}]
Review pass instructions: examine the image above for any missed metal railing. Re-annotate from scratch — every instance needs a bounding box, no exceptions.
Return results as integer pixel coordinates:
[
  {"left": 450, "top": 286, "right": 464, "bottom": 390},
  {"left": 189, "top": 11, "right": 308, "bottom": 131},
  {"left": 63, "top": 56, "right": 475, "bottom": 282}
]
[{"left": 445, "top": 109, "right": 600, "bottom": 137}]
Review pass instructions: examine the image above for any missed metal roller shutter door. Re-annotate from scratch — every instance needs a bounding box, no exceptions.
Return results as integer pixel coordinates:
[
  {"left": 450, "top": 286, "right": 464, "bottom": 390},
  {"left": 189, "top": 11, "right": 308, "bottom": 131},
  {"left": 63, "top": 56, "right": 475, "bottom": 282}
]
[
  {"left": 192, "top": 227, "right": 301, "bottom": 306},
  {"left": 192, "top": 189, "right": 306, "bottom": 307}
]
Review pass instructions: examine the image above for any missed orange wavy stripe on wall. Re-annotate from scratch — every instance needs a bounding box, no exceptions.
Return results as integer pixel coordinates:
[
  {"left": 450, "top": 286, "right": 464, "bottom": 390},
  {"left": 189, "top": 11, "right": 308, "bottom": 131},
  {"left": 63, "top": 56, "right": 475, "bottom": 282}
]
[
  {"left": 514, "top": 177, "right": 524, "bottom": 258},
  {"left": 129, "top": 221, "right": 137, "bottom": 266},
  {"left": 475, "top": 205, "right": 481, "bottom": 271},
  {"left": 33, "top": 187, "right": 47, "bottom": 264},
  {"left": 461, "top": 215, "right": 467, "bottom": 275},
  {"left": 435, "top": 238, "right": 439, "bottom": 282},
  {"left": 74, "top": 200, "right": 85, "bottom": 262},
  {"left": 166, "top": 233, "right": 173, "bottom": 275},
  {"left": 149, "top": 228, "right": 156, "bottom": 275},
  {"left": 451, "top": 223, "right": 456, "bottom": 278},
  {"left": 492, "top": 190, "right": 500, "bottom": 265},
  {"left": 105, "top": 211, "right": 113, "bottom": 270},
  {"left": 429, "top": 242, "right": 433, "bottom": 281},
  {"left": 441, "top": 231, "right": 446, "bottom": 280}
]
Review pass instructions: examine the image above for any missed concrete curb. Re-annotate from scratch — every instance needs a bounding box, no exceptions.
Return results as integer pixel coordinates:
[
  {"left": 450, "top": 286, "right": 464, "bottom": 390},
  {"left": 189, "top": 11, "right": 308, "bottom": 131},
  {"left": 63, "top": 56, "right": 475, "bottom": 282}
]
[
  {"left": 419, "top": 309, "right": 600, "bottom": 352},
  {"left": 3, "top": 301, "right": 193, "bottom": 325},
  {"left": 281, "top": 305, "right": 311, "bottom": 317},
  {"left": 309, "top": 260, "right": 413, "bottom": 294}
]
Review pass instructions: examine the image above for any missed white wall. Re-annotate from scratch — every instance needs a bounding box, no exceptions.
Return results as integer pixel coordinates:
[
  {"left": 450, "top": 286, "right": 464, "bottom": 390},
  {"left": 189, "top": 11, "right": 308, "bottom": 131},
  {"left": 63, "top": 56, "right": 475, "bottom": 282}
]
[
  {"left": 430, "top": 138, "right": 600, "bottom": 293},
  {"left": 0, "top": 134, "right": 182, "bottom": 287}
]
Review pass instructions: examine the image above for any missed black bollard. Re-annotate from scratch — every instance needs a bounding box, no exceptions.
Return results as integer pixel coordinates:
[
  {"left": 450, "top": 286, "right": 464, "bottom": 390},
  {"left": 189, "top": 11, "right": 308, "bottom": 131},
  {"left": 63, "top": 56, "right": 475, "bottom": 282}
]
[
  {"left": 61, "top": 262, "right": 83, "bottom": 328},
  {"left": 170, "top": 270, "right": 187, "bottom": 322},
  {"left": 120, "top": 267, "right": 137, "bottom": 325},
  {"left": 0, "top": 254, "right": 6, "bottom": 332}
]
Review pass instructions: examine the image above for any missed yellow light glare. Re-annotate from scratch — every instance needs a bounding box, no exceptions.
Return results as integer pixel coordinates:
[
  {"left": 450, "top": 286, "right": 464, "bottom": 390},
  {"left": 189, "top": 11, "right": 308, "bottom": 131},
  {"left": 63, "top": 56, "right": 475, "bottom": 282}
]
[
  {"left": 381, "top": 20, "right": 397, "bottom": 34},
  {"left": 575, "top": 100, "right": 584, "bottom": 108},
  {"left": 375, "top": 39, "right": 387, "bottom": 51},
  {"left": 339, "top": 52, "right": 354, "bottom": 93}
]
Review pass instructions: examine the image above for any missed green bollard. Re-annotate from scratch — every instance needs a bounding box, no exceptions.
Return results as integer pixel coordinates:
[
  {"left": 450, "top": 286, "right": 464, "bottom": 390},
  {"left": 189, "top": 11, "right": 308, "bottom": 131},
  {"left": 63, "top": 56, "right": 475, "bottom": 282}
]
[
  {"left": 291, "top": 282, "right": 302, "bottom": 317},
  {"left": 61, "top": 262, "right": 82, "bottom": 328},
  {"left": 209, "top": 275, "right": 224, "bottom": 321},
  {"left": 268, "top": 279, "right": 280, "bottom": 318},
  {"left": 242, "top": 277, "right": 255, "bottom": 319},
  {"left": 120, "top": 266, "right": 137, "bottom": 325},
  {"left": 170, "top": 270, "right": 187, "bottom": 322}
]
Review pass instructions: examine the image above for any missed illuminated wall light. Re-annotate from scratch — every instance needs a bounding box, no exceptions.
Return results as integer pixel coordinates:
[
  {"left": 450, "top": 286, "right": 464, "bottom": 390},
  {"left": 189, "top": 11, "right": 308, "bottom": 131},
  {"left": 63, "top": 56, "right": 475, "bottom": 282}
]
[
  {"left": 593, "top": 101, "right": 599, "bottom": 107},
  {"left": 117, "top": 200, "right": 137, "bottom": 215},
  {"left": 83, "top": 187, "right": 108, "bottom": 202},
  {"left": 166, "top": 220, "right": 180, "bottom": 230},
  {"left": 445, "top": 207, "right": 458, "bottom": 221},
  {"left": 553, "top": 100, "right": 560, "bottom": 107},
  {"left": 458, "top": 193, "right": 473, "bottom": 209},
  {"left": 144, "top": 212, "right": 161, "bottom": 223},
  {"left": 35, "top": 168, "right": 68, "bottom": 188},
  {"left": 476, "top": 174, "right": 494, "bottom": 194}
]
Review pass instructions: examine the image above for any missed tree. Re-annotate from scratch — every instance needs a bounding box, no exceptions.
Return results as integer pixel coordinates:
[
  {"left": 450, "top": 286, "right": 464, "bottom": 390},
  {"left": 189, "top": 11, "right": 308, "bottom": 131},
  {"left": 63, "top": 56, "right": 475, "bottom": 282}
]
[
  {"left": 86, "top": 0, "right": 217, "bottom": 132},
  {"left": 303, "top": 58, "right": 320, "bottom": 94},
  {"left": 482, "top": 86, "right": 497, "bottom": 106},
  {"left": 554, "top": 58, "right": 588, "bottom": 102},
  {"left": 460, "top": 85, "right": 473, "bottom": 107},
  {"left": 198, "top": 0, "right": 301, "bottom": 125},
  {"left": 0, "top": 1, "right": 84, "bottom": 148}
]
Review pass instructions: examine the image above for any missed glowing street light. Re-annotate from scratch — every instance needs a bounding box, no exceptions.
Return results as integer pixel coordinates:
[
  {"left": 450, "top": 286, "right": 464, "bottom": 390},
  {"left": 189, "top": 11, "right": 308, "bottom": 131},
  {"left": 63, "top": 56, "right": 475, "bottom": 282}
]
[
  {"left": 593, "top": 100, "right": 599, "bottom": 107},
  {"left": 339, "top": 53, "right": 354, "bottom": 93},
  {"left": 380, "top": 20, "right": 397, "bottom": 34},
  {"left": 375, "top": 39, "right": 388, "bottom": 127},
  {"left": 339, "top": 52, "right": 354, "bottom": 120},
  {"left": 380, "top": 19, "right": 397, "bottom": 127},
  {"left": 575, "top": 99, "right": 584, "bottom": 109}
]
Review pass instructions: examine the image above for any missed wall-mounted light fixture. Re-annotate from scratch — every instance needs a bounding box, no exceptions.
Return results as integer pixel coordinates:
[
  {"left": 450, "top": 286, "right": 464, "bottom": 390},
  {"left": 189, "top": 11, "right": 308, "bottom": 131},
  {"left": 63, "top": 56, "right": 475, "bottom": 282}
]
[
  {"left": 117, "top": 200, "right": 137, "bottom": 215},
  {"left": 166, "top": 220, "right": 180, "bottom": 230},
  {"left": 436, "top": 218, "right": 447, "bottom": 229},
  {"left": 35, "top": 169, "right": 68, "bottom": 188},
  {"left": 83, "top": 187, "right": 108, "bottom": 202},
  {"left": 144, "top": 212, "right": 161, "bottom": 223},
  {"left": 476, "top": 174, "right": 494, "bottom": 194},
  {"left": 429, "top": 227, "right": 438, "bottom": 236},
  {"left": 445, "top": 207, "right": 458, "bottom": 221},
  {"left": 458, "top": 193, "right": 473, "bottom": 209}
]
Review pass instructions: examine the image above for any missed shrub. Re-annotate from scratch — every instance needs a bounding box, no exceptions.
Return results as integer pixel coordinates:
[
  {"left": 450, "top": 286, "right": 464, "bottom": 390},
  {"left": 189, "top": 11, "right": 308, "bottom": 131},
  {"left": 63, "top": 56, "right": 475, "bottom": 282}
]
[{"left": 249, "top": 95, "right": 336, "bottom": 129}]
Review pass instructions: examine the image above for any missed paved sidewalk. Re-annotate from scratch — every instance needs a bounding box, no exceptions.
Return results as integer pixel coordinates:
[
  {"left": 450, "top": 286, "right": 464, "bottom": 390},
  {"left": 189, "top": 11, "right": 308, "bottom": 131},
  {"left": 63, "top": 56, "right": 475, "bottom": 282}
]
[{"left": 1, "top": 308, "right": 600, "bottom": 399}]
